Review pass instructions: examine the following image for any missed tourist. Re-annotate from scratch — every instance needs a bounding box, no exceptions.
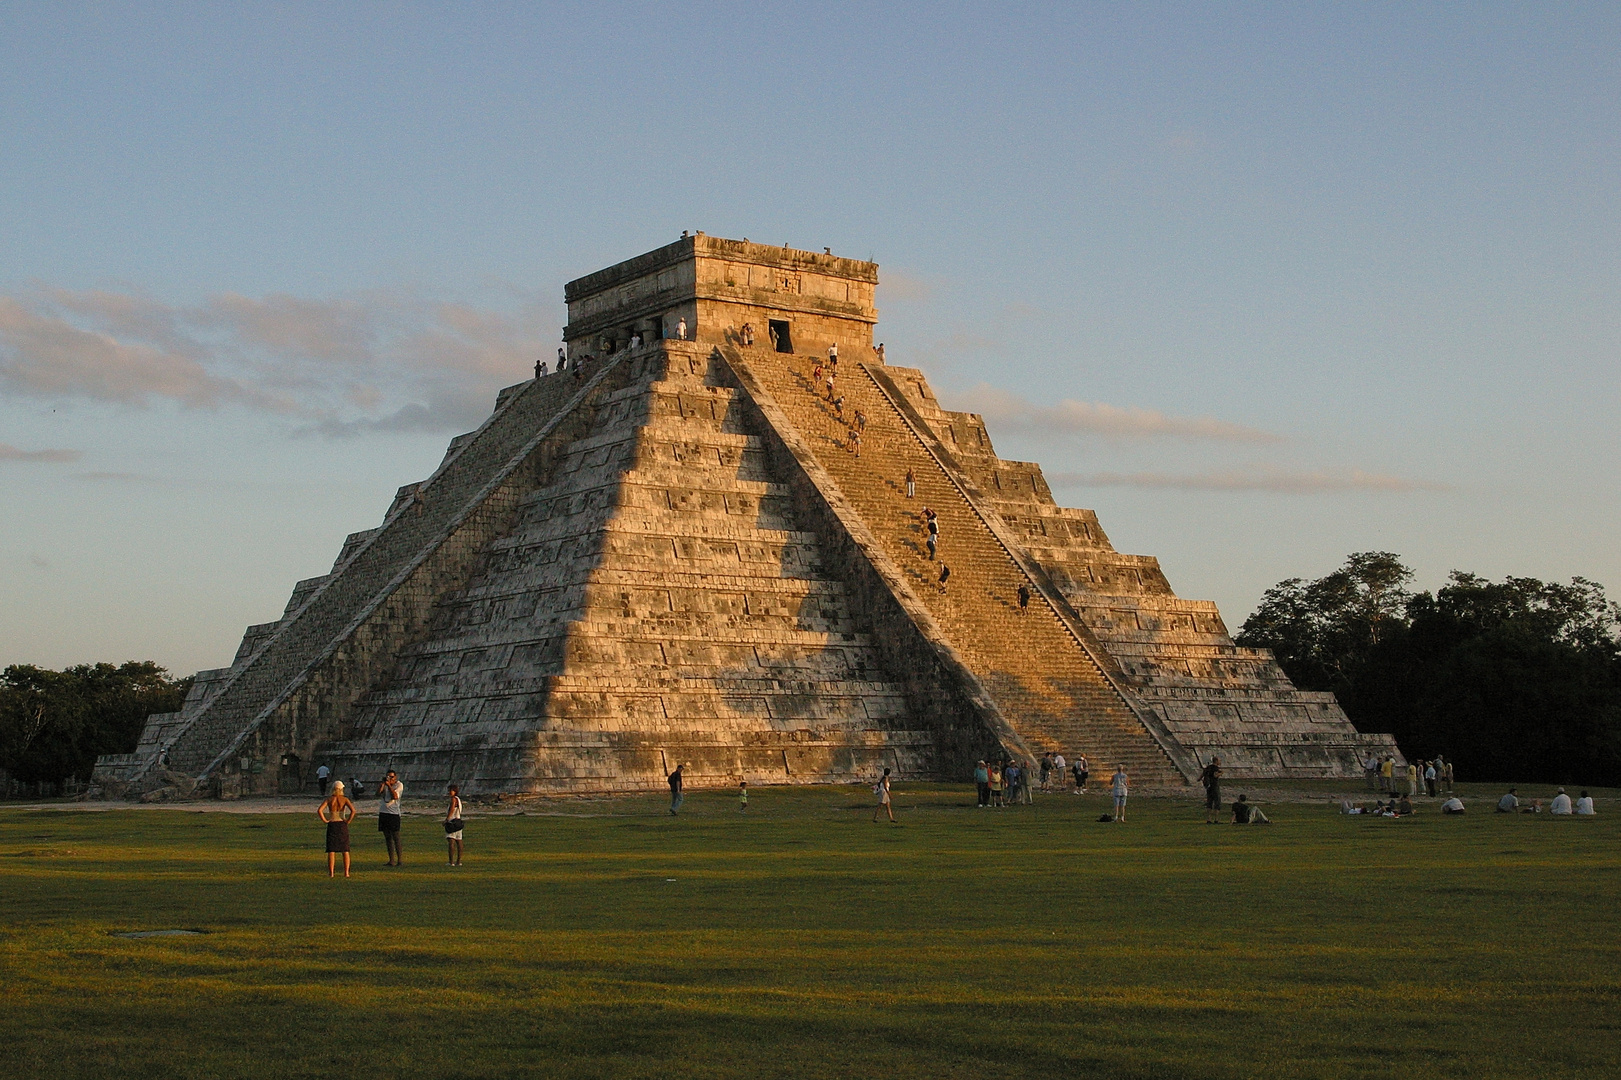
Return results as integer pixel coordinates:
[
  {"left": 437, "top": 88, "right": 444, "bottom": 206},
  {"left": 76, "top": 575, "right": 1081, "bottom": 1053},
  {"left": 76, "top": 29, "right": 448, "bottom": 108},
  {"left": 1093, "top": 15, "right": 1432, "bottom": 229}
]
[
  {"left": 444, "top": 785, "right": 464, "bottom": 867},
  {"left": 1110, "top": 764, "right": 1129, "bottom": 821},
  {"left": 739, "top": 781, "right": 748, "bottom": 812},
  {"left": 1424, "top": 760, "right": 1438, "bottom": 797},
  {"left": 937, "top": 563, "right": 951, "bottom": 593},
  {"left": 813, "top": 361, "right": 824, "bottom": 387},
  {"left": 1362, "top": 753, "right": 1379, "bottom": 791},
  {"left": 1576, "top": 791, "right": 1596, "bottom": 815},
  {"left": 975, "top": 760, "right": 990, "bottom": 807},
  {"left": 1232, "top": 793, "right": 1271, "bottom": 824},
  {"left": 826, "top": 372, "right": 836, "bottom": 399},
  {"left": 1019, "top": 761, "right": 1034, "bottom": 804},
  {"left": 828, "top": 343, "right": 838, "bottom": 367},
  {"left": 1522, "top": 798, "right": 1544, "bottom": 814},
  {"left": 1441, "top": 796, "right": 1465, "bottom": 814},
  {"left": 834, "top": 394, "right": 845, "bottom": 419},
  {"left": 926, "top": 534, "right": 937, "bottom": 561},
  {"left": 1200, "top": 756, "right": 1223, "bottom": 824},
  {"left": 1380, "top": 756, "right": 1394, "bottom": 793},
  {"left": 905, "top": 467, "right": 916, "bottom": 499},
  {"left": 1407, "top": 761, "right": 1420, "bottom": 797},
  {"left": 1039, "top": 754, "right": 1052, "bottom": 791},
  {"left": 1444, "top": 759, "right": 1455, "bottom": 792},
  {"left": 668, "top": 762, "right": 685, "bottom": 815},
  {"left": 315, "top": 763, "right": 331, "bottom": 792},
  {"left": 988, "top": 761, "right": 1004, "bottom": 807},
  {"left": 872, "top": 768, "right": 895, "bottom": 824},
  {"left": 557, "top": 346, "right": 565, "bottom": 368},
  {"left": 742, "top": 323, "right": 754, "bottom": 346},
  {"left": 377, "top": 770, "right": 404, "bottom": 866},
  {"left": 849, "top": 429, "right": 861, "bottom": 457},
  {"left": 318, "top": 780, "right": 355, "bottom": 879},
  {"left": 676, "top": 317, "right": 687, "bottom": 340},
  {"left": 1395, "top": 794, "right": 1413, "bottom": 816},
  {"left": 1052, "top": 752, "right": 1066, "bottom": 791},
  {"left": 1496, "top": 788, "right": 1519, "bottom": 813},
  {"left": 876, "top": 342, "right": 885, "bottom": 362},
  {"left": 1550, "top": 788, "right": 1573, "bottom": 815},
  {"left": 1074, "top": 754, "right": 1088, "bottom": 794},
  {"left": 855, "top": 408, "right": 866, "bottom": 433},
  {"left": 1017, "top": 583, "right": 1031, "bottom": 614}
]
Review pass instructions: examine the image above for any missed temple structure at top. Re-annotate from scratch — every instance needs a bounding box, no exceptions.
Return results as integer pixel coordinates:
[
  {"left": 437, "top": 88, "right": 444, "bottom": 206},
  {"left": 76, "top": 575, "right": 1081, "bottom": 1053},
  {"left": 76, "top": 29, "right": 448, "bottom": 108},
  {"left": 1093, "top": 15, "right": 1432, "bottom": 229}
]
[
  {"left": 561, "top": 233, "right": 879, "bottom": 360},
  {"left": 96, "top": 235, "right": 1399, "bottom": 798}
]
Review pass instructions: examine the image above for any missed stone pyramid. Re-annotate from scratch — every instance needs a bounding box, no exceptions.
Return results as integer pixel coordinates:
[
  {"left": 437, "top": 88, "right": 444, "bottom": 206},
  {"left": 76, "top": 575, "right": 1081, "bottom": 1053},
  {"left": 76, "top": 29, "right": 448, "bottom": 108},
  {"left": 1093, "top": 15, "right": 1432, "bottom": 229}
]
[{"left": 97, "top": 236, "right": 1398, "bottom": 797}]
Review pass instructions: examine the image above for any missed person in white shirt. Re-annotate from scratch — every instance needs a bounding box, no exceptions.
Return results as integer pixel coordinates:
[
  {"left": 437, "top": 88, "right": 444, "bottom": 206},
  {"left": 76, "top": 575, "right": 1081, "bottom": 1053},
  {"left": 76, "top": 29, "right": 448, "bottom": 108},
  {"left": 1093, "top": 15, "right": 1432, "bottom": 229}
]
[
  {"left": 1576, "top": 791, "right": 1596, "bottom": 815},
  {"left": 676, "top": 317, "right": 688, "bottom": 340},
  {"left": 1052, "top": 753, "right": 1066, "bottom": 789},
  {"left": 1496, "top": 789, "right": 1519, "bottom": 813},
  {"left": 1550, "top": 788, "right": 1573, "bottom": 815},
  {"left": 377, "top": 770, "right": 405, "bottom": 866},
  {"left": 1441, "top": 797, "right": 1465, "bottom": 815},
  {"left": 1110, "top": 765, "right": 1129, "bottom": 822}
]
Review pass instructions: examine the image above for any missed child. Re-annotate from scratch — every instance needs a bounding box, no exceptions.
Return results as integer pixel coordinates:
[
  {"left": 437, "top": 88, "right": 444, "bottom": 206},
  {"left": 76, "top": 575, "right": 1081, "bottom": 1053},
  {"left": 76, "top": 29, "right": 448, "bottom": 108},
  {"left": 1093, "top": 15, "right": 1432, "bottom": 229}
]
[{"left": 739, "top": 781, "right": 748, "bottom": 812}]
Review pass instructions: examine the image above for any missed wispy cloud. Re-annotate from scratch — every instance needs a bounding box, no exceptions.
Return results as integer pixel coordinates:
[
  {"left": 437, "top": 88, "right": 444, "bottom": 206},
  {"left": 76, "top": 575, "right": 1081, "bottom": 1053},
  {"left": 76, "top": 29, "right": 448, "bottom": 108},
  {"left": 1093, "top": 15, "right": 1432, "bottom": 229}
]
[
  {"left": 0, "top": 442, "right": 82, "bottom": 463},
  {"left": 948, "top": 383, "right": 1281, "bottom": 444},
  {"left": 1049, "top": 467, "right": 1445, "bottom": 494},
  {"left": 0, "top": 286, "right": 556, "bottom": 436},
  {"left": 74, "top": 470, "right": 154, "bottom": 483}
]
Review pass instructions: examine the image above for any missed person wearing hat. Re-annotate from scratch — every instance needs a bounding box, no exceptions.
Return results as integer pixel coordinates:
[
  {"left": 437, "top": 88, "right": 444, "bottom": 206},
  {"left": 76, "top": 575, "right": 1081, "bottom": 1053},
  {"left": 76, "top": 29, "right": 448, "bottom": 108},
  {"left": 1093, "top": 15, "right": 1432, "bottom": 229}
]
[{"left": 318, "top": 781, "right": 356, "bottom": 878}]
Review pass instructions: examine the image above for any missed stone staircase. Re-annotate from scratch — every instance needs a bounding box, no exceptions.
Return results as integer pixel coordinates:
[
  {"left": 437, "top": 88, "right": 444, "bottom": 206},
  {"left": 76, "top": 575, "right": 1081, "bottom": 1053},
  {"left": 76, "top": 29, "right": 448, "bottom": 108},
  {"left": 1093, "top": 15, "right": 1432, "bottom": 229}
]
[
  {"left": 725, "top": 345, "right": 1190, "bottom": 787},
  {"left": 142, "top": 356, "right": 629, "bottom": 785}
]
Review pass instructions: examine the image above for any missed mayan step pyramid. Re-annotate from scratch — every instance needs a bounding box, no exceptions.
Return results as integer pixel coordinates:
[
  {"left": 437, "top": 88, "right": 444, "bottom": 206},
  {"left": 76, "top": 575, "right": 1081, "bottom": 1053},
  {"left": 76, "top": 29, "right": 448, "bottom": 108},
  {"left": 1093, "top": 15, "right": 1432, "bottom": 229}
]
[{"left": 96, "top": 235, "right": 1399, "bottom": 797}]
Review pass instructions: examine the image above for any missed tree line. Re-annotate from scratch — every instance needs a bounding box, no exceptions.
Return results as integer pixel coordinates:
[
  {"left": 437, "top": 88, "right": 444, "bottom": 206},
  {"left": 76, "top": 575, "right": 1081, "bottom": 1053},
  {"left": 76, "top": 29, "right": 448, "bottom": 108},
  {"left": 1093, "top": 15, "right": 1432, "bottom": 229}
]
[
  {"left": 1236, "top": 553, "right": 1621, "bottom": 786},
  {"left": 0, "top": 662, "right": 191, "bottom": 787}
]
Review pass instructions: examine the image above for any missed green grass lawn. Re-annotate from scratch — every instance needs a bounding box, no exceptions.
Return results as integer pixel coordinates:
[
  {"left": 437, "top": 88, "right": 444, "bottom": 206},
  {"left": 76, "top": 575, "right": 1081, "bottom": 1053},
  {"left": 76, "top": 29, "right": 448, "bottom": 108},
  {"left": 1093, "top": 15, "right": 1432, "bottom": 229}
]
[{"left": 1, "top": 783, "right": 1617, "bottom": 1079}]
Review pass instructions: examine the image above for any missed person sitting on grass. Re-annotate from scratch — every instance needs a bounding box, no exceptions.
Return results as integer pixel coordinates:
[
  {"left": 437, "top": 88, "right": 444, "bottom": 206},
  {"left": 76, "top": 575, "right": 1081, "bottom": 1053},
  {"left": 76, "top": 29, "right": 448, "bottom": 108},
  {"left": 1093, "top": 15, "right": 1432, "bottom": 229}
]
[
  {"left": 1576, "top": 791, "right": 1596, "bottom": 815},
  {"left": 1496, "top": 788, "right": 1520, "bottom": 813},
  {"left": 1522, "top": 798, "right": 1543, "bottom": 814},
  {"left": 1231, "top": 794, "right": 1272, "bottom": 824},
  {"left": 1441, "top": 796, "right": 1465, "bottom": 814},
  {"left": 1550, "top": 788, "right": 1573, "bottom": 815},
  {"left": 1396, "top": 794, "right": 1413, "bottom": 816}
]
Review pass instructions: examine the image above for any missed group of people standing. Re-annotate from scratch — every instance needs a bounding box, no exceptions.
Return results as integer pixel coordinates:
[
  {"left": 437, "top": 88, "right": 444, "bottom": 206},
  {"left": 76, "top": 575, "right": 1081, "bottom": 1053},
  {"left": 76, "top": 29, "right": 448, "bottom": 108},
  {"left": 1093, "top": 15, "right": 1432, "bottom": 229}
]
[
  {"left": 314, "top": 770, "right": 465, "bottom": 878},
  {"left": 974, "top": 756, "right": 1126, "bottom": 819},
  {"left": 973, "top": 759, "right": 1032, "bottom": 807},
  {"left": 1038, "top": 752, "right": 1090, "bottom": 792},
  {"left": 1365, "top": 753, "right": 1455, "bottom": 797}
]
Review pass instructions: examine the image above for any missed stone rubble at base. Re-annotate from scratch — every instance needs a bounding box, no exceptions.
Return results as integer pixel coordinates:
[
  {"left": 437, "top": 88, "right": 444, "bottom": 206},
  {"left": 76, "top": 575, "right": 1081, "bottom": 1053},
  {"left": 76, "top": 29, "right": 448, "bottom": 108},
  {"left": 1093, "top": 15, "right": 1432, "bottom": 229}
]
[{"left": 95, "top": 236, "right": 1400, "bottom": 799}]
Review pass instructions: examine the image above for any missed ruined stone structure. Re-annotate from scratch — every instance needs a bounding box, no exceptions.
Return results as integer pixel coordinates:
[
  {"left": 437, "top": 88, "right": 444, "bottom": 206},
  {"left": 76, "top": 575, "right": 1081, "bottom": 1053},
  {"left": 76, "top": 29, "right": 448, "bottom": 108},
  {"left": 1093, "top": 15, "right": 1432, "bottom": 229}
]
[{"left": 96, "top": 235, "right": 1399, "bottom": 797}]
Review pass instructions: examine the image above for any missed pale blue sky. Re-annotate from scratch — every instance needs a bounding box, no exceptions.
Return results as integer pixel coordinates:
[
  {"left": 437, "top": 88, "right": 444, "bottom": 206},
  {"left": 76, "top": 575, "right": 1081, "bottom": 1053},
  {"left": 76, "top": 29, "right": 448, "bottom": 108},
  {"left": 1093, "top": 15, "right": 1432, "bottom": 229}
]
[{"left": 2, "top": 3, "right": 1617, "bottom": 673}]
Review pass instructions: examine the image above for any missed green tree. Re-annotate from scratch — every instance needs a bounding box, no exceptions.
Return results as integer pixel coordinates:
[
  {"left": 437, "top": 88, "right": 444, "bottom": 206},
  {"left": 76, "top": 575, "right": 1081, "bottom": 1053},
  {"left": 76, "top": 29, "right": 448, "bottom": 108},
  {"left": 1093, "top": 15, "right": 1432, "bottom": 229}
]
[
  {"left": 1240, "top": 557, "right": 1621, "bottom": 785},
  {"left": 0, "top": 662, "right": 191, "bottom": 786},
  {"left": 1236, "top": 551, "right": 1413, "bottom": 696}
]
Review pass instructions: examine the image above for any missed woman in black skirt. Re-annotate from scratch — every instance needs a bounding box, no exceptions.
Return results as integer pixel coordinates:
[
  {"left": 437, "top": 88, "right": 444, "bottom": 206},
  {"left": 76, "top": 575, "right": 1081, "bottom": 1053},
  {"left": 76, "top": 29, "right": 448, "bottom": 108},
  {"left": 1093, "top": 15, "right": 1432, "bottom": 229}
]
[{"left": 318, "top": 780, "right": 356, "bottom": 878}]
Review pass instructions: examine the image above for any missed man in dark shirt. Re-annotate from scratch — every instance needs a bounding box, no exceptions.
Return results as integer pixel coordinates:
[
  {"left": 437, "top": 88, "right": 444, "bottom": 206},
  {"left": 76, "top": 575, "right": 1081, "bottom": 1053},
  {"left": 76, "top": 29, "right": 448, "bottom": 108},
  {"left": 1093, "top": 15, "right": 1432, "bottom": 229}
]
[
  {"left": 668, "top": 763, "right": 684, "bottom": 816},
  {"left": 1200, "top": 757, "right": 1223, "bottom": 823}
]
